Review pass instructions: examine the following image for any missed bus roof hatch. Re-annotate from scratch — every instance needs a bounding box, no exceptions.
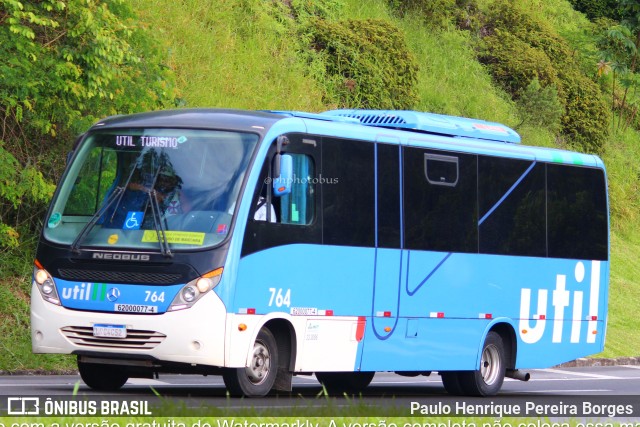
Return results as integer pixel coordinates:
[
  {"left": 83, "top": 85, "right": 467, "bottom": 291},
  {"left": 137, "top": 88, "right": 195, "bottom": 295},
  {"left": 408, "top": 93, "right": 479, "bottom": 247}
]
[{"left": 321, "top": 109, "right": 521, "bottom": 144}]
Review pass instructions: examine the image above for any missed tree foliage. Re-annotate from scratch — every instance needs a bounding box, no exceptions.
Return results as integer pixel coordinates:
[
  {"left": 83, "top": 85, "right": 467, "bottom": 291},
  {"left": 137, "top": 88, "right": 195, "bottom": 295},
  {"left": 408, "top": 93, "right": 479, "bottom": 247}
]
[
  {"left": 307, "top": 18, "right": 419, "bottom": 109},
  {"left": 596, "top": 0, "right": 640, "bottom": 133},
  {"left": 516, "top": 78, "right": 564, "bottom": 132},
  {"left": 477, "top": 0, "right": 609, "bottom": 153},
  {"left": 387, "top": 0, "right": 458, "bottom": 28},
  {"left": 0, "top": 0, "right": 176, "bottom": 256},
  {"left": 568, "top": 0, "right": 624, "bottom": 21}
]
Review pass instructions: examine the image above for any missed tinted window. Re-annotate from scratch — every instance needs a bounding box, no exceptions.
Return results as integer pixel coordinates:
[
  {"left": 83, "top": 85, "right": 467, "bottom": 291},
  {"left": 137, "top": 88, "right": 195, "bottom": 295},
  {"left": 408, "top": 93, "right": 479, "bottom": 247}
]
[
  {"left": 479, "top": 158, "right": 546, "bottom": 256},
  {"left": 323, "top": 137, "right": 375, "bottom": 247},
  {"left": 280, "top": 154, "right": 315, "bottom": 225},
  {"left": 425, "top": 153, "right": 458, "bottom": 186},
  {"left": 377, "top": 143, "right": 401, "bottom": 248},
  {"left": 242, "top": 134, "right": 321, "bottom": 257},
  {"left": 547, "top": 164, "right": 608, "bottom": 260},
  {"left": 404, "top": 147, "right": 478, "bottom": 253}
]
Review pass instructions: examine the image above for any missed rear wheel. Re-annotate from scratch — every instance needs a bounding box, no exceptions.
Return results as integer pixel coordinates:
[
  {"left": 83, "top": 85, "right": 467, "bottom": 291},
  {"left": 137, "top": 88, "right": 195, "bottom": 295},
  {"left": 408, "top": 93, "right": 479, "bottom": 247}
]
[
  {"left": 440, "top": 371, "right": 465, "bottom": 395},
  {"left": 459, "top": 331, "right": 506, "bottom": 396},
  {"left": 78, "top": 361, "right": 128, "bottom": 391},
  {"left": 223, "top": 327, "right": 279, "bottom": 397},
  {"left": 315, "top": 371, "right": 375, "bottom": 394}
]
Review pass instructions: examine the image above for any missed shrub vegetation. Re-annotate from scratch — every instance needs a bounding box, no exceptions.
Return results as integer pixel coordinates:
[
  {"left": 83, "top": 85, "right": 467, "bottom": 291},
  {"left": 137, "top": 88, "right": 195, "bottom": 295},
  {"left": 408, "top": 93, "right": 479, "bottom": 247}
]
[
  {"left": 306, "top": 18, "right": 419, "bottom": 109},
  {"left": 477, "top": 0, "right": 609, "bottom": 153},
  {"left": 0, "top": 0, "right": 177, "bottom": 272}
]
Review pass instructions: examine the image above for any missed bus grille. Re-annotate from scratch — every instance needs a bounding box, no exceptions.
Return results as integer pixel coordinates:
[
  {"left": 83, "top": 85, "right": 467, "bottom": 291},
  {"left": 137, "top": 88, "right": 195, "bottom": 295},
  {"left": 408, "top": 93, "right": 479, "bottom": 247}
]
[
  {"left": 61, "top": 326, "right": 166, "bottom": 350},
  {"left": 58, "top": 269, "right": 181, "bottom": 285}
]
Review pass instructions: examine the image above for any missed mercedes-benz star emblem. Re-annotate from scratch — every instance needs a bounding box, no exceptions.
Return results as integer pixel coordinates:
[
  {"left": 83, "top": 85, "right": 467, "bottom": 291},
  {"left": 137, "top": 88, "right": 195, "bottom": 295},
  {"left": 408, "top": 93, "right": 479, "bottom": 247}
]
[{"left": 106, "top": 287, "right": 120, "bottom": 302}]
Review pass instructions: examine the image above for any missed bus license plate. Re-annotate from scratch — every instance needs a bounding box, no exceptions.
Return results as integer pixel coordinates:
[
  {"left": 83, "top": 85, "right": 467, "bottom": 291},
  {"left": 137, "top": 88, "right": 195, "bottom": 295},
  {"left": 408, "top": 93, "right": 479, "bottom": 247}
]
[
  {"left": 114, "top": 304, "right": 158, "bottom": 314},
  {"left": 93, "top": 324, "right": 127, "bottom": 338}
]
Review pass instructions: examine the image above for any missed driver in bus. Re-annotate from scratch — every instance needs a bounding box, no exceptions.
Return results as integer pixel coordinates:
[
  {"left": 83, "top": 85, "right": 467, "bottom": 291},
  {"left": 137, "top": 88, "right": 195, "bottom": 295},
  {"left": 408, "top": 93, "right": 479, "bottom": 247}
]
[
  {"left": 127, "top": 166, "right": 190, "bottom": 217},
  {"left": 153, "top": 167, "right": 191, "bottom": 217}
]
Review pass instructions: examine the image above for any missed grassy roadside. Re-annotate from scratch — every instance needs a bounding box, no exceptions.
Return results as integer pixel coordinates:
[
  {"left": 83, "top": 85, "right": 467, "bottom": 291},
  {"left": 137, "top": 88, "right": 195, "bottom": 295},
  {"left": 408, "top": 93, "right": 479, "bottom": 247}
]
[{"left": 130, "top": 0, "right": 325, "bottom": 112}]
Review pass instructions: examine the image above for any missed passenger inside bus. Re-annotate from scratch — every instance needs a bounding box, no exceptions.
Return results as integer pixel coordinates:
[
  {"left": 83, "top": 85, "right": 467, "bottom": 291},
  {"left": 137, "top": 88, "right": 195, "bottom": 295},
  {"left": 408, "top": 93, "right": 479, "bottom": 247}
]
[{"left": 254, "top": 194, "right": 277, "bottom": 222}]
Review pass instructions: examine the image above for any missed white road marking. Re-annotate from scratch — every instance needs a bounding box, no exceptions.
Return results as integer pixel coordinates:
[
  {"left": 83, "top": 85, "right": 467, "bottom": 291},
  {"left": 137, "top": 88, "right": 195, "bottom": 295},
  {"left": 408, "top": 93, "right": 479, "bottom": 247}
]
[
  {"left": 125, "top": 378, "right": 170, "bottom": 385},
  {"left": 509, "top": 389, "right": 611, "bottom": 393},
  {"left": 538, "top": 368, "right": 620, "bottom": 379}
]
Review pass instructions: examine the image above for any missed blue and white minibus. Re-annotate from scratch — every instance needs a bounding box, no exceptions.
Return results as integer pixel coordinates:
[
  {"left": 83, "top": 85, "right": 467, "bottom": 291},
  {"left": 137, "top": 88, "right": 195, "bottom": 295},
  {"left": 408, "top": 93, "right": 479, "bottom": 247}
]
[{"left": 31, "top": 108, "right": 609, "bottom": 397}]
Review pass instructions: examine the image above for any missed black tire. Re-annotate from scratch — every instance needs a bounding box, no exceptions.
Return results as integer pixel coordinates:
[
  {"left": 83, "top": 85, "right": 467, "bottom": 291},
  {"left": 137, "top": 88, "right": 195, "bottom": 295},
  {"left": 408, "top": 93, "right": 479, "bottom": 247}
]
[
  {"left": 223, "top": 327, "right": 279, "bottom": 397},
  {"left": 459, "top": 331, "right": 506, "bottom": 396},
  {"left": 78, "top": 361, "right": 128, "bottom": 391},
  {"left": 315, "top": 371, "right": 375, "bottom": 394},
  {"left": 440, "top": 371, "right": 465, "bottom": 396}
]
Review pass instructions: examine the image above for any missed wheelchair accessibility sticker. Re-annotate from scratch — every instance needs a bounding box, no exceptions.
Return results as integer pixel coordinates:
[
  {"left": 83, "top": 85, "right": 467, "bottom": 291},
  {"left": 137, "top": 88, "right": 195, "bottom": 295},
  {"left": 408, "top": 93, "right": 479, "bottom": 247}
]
[{"left": 124, "top": 211, "right": 144, "bottom": 230}]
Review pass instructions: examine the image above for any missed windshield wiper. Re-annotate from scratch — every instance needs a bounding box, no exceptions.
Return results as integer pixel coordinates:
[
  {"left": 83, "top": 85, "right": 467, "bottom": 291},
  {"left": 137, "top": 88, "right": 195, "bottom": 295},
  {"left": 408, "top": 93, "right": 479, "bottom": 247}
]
[
  {"left": 70, "top": 186, "right": 124, "bottom": 253},
  {"left": 147, "top": 189, "right": 173, "bottom": 258}
]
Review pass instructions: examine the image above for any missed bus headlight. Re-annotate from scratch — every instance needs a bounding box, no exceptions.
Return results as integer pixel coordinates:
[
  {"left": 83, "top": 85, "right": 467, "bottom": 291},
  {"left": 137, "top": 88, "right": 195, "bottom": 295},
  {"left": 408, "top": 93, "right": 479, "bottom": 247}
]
[
  {"left": 182, "top": 286, "right": 197, "bottom": 303},
  {"left": 196, "top": 277, "right": 213, "bottom": 293},
  {"left": 41, "top": 279, "right": 55, "bottom": 295},
  {"left": 35, "top": 269, "right": 49, "bottom": 285},
  {"left": 168, "top": 267, "right": 223, "bottom": 311},
  {"left": 33, "top": 261, "right": 61, "bottom": 305}
]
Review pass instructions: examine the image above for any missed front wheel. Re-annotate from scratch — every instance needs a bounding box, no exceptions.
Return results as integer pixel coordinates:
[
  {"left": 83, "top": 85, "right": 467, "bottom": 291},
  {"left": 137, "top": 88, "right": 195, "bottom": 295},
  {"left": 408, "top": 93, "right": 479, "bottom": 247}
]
[
  {"left": 78, "top": 361, "right": 128, "bottom": 391},
  {"left": 223, "top": 327, "right": 279, "bottom": 397},
  {"left": 459, "top": 331, "right": 506, "bottom": 396}
]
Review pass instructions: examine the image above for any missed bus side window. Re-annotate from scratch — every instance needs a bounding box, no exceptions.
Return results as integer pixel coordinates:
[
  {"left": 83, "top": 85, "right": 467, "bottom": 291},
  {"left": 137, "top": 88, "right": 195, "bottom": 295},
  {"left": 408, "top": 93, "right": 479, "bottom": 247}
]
[
  {"left": 424, "top": 153, "right": 459, "bottom": 186},
  {"left": 404, "top": 147, "right": 478, "bottom": 253},
  {"left": 254, "top": 192, "right": 277, "bottom": 222},
  {"left": 252, "top": 164, "right": 279, "bottom": 223},
  {"left": 251, "top": 153, "right": 315, "bottom": 225},
  {"left": 279, "top": 154, "right": 314, "bottom": 225}
]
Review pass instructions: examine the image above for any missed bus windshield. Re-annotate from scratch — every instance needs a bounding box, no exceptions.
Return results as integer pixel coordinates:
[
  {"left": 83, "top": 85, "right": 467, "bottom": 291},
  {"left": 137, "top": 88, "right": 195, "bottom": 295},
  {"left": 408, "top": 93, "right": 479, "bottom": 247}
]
[{"left": 44, "top": 128, "right": 258, "bottom": 251}]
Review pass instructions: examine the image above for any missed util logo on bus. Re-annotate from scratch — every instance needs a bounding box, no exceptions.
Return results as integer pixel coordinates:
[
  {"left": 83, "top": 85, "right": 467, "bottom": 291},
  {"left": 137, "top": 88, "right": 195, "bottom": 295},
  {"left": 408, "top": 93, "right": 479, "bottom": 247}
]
[
  {"left": 519, "top": 261, "right": 601, "bottom": 344},
  {"left": 61, "top": 283, "right": 110, "bottom": 301}
]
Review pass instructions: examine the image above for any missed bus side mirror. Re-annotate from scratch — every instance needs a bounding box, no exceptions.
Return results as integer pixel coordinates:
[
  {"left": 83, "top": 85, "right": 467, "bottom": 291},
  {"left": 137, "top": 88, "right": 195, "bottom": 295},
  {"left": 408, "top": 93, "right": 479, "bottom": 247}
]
[{"left": 273, "top": 154, "right": 292, "bottom": 197}]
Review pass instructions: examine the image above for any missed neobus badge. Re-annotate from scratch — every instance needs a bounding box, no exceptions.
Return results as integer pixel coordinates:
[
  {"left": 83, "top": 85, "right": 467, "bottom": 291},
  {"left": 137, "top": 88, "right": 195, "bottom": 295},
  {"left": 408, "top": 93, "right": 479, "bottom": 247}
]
[{"left": 92, "top": 252, "right": 150, "bottom": 261}]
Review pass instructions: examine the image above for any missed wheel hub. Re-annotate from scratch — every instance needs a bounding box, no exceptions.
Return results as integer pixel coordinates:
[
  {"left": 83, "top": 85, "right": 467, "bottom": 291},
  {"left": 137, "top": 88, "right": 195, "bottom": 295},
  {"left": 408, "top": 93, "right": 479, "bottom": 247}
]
[
  {"left": 245, "top": 341, "right": 271, "bottom": 385},
  {"left": 480, "top": 344, "right": 501, "bottom": 385}
]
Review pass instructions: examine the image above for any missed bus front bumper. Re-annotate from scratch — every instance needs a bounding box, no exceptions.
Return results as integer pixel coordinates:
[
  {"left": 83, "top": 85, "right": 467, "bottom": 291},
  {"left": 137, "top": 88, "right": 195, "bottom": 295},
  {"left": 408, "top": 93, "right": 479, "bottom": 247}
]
[{"left": 30, "top": 282, "right": 227, "bottom": 367}]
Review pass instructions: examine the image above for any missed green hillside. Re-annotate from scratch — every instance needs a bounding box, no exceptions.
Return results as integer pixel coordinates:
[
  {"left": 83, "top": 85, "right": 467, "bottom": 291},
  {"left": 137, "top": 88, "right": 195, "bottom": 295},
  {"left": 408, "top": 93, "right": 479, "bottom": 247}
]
[
  {"left": 1, "top": 0, "right": 639, "bottom": 370},
  {"left": 130, "top": 0, "right": 640, "bottom": 357}
]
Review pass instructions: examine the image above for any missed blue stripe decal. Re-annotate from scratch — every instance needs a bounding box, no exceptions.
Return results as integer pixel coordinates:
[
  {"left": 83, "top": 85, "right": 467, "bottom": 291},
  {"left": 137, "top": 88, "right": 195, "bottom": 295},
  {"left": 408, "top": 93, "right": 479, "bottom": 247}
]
[
  {"left": 371, "top": 250, "right": 403, "bottom": 341},
  {"left": 370, "top": 143, "right": 404, "bottom": 341},
  {"left": 406, "top": 252, "right": 452, "bottom": 296},
  {"left": 478, "top": 161, "right": 537, "bottom": 225},
  {"left": 371, "top": 142, "right": 388, "bottom": 340},
  {"left": 374, "top": 143, "right": 379, "bottom": 247},
  {"left": 399, "top": 144, "right": 404, "bottom": 248}
]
